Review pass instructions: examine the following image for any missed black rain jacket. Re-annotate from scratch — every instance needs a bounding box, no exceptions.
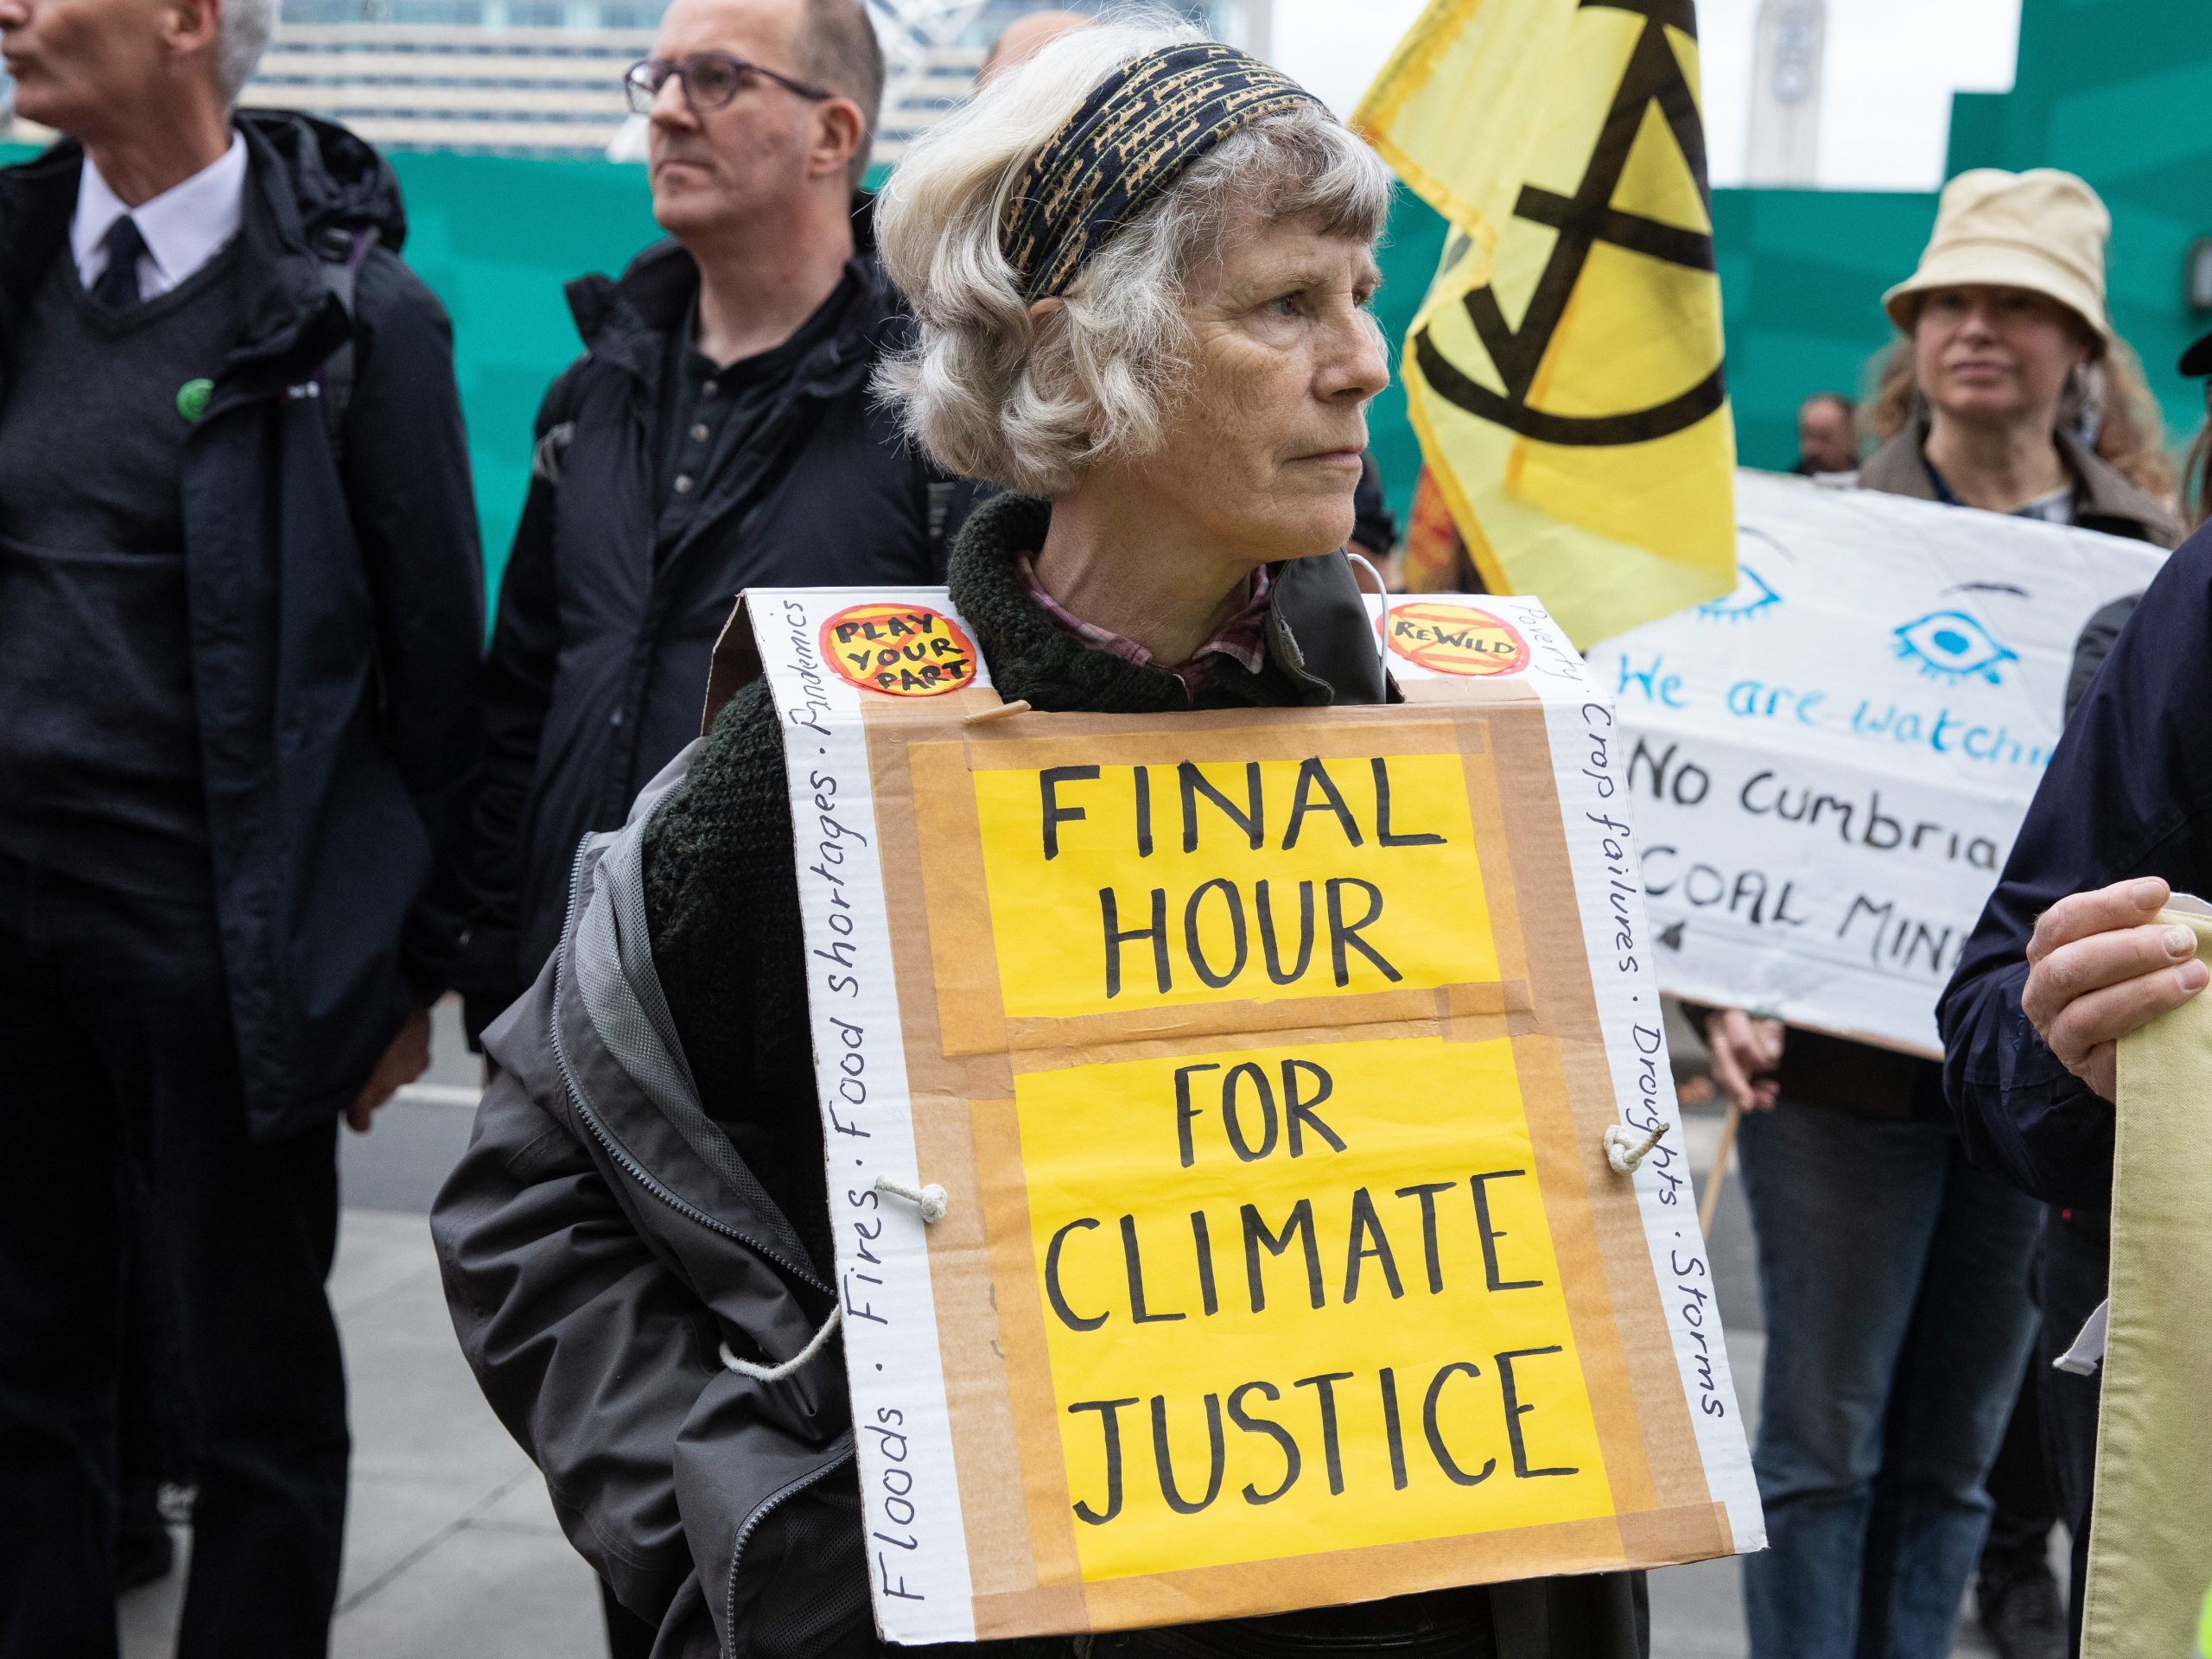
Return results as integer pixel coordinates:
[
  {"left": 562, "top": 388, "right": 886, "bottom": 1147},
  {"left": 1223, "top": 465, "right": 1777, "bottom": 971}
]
[
  {"left": 1939, "top": 523, "right": 2212, "bottom": 1213},
  {"left": 457, "top": 213, "right": 981, "bottom": 1037},
  {"left": 0, "top": 111, "right": 482, "bottom": 1140}
]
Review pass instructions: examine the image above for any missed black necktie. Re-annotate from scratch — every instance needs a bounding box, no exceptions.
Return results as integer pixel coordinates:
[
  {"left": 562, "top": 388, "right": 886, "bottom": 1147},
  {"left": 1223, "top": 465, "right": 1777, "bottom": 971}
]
[{"left": 92, "top": 215, "right": 148, "bottom": 311}]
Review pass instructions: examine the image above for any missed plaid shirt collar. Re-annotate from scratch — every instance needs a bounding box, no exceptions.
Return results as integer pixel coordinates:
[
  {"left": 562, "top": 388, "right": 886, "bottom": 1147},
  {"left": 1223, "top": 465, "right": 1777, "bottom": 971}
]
[{"left": 1016, "top": 554, "right": 1273, "bottom": 703}]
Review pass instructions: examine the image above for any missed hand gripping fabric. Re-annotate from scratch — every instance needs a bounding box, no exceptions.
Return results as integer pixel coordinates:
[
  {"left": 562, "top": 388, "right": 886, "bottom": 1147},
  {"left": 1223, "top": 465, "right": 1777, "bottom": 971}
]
[{"left": 2084, "top": 902, "right": 2212, "bottom": 1658}]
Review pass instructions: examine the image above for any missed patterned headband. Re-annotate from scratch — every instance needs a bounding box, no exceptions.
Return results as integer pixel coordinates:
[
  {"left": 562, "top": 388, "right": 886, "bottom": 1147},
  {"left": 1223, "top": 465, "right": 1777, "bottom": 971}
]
[{"left": 998, "top": 41, "right": 1324, "bottom": 302}]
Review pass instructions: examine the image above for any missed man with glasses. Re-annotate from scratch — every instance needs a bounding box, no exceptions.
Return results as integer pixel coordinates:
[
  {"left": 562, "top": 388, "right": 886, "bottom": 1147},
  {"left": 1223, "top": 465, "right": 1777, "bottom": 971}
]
[{"left": 453, "top": 3, "right": 982, "bottom": 1647}]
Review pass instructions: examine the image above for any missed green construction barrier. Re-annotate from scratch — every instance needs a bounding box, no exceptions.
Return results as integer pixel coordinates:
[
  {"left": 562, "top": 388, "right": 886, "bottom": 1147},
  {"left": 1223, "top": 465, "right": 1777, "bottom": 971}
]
[
  {"left": 0, "top": 142, "right": 1961, "bottom": 581},
  {"left": 8, "top": 0, "right": 2210, "bottom": 587},
  {"left": 375, "top": 157, "right": 1951, "bottom": 582}
]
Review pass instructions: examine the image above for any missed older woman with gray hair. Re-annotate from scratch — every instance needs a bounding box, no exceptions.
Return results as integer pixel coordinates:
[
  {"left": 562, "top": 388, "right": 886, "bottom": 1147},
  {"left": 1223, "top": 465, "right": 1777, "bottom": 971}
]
[{"left": 435, "top": 22, "right": 1648, "bottom": 1659}]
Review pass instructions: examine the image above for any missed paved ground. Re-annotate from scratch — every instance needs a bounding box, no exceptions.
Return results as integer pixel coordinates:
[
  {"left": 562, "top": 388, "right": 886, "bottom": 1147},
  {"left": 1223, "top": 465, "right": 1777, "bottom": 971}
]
[{"left": 115, "top": 1001, "right": 2005, "bottom": 1658}]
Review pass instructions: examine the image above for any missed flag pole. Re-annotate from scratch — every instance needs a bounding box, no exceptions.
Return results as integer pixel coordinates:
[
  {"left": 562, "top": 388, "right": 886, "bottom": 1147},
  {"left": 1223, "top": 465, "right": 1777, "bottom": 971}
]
[{"left": 1698, "top": 1099, "right": 1742, "bottom": 1239}]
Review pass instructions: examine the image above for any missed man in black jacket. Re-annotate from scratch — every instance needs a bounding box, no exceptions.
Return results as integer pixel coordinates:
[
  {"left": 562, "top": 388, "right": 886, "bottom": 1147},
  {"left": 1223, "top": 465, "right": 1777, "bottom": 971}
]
[
  {"left": 458, "top": 0, "right": 984, "bottom": 1054},
  {"left": 1941, "top": 532, "right": 2212, "bottom": 1649},
  {"left": 0, "top": 0, "right": 481, "bottom": 1650}
]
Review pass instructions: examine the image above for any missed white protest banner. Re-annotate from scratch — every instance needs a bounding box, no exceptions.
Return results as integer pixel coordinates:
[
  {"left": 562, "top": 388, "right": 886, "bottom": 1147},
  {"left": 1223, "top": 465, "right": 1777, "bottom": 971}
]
[
  {"left": 734, "top": 586, "right": 1760, "bottom": 1643},
  {"left": 1576, "top": 470, "right": 2164, "bottom": 1054}
]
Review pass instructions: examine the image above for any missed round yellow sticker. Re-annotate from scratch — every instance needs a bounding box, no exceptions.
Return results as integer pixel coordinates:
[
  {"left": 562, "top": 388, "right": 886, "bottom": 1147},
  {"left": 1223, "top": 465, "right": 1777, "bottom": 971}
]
[
  {"left": 820, "top": 603, "right": 980, "bottom": 696},
  {"left": 1382, "top": 601, "right": 1529, "bottom": 677}
]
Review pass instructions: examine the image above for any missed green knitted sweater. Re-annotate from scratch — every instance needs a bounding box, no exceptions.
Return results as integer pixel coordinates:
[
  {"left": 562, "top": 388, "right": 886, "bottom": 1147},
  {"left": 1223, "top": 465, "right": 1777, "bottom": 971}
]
[{"left": 639, "top": 493, "right": 1325, "bottom": 1274}]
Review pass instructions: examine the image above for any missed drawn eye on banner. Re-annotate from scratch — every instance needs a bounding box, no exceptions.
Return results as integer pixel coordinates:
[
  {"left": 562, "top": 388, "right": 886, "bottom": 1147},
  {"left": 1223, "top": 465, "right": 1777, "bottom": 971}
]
[
  {"left": 1695, "top": 529, "right": 1794, "bottom": 624},
  {"left": 1891, "top": 610, "right": 2018, "bottom": 687}
]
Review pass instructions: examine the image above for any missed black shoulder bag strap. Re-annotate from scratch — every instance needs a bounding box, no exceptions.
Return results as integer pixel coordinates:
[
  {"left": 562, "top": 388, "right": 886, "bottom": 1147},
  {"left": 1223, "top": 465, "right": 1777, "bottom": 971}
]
[{"left": 312, "top": 225, "right": 378, "bottom": 467}]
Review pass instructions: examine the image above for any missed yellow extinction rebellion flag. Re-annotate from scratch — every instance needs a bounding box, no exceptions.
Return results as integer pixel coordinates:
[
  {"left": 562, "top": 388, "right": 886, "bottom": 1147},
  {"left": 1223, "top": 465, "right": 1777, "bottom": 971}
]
[{"left": 1355, "top": 0, "right": 1736, "bottom": 647}]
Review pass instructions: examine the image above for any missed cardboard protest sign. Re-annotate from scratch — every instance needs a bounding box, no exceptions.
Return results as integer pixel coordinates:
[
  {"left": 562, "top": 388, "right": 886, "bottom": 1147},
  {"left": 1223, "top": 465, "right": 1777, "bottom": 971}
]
[
  {"left": 1579, "top": 472, "right": 2164, "bottom": 1055},
  {"left": 738, "top": 586, "right": 1761, "bottom": 1644}
]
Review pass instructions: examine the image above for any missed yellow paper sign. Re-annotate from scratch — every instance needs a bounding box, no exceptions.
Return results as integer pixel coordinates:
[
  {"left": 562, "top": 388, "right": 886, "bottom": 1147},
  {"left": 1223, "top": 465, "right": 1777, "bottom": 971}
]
[
  {"left": 971, "top": 753, "right": 1500, "bottom": 1018},
  {"left": 1019, "top": 1035, "right": 1613, "bottom": 1582}
]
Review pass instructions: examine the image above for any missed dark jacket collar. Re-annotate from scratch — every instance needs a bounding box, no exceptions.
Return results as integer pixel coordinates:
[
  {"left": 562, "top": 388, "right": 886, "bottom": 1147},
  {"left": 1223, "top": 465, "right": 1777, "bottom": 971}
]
[
  {"left": 0, "top": 111, "right": 397, "bottom": 392},
  {"left": 947, "top": 493, "right": 1394, "bottom": 712},
  {"left": 1859, "top": 416, "right": 2183, "bottom": 549},
  {"left": 564, "top": 193, "right": 893, "bottom": 394}
]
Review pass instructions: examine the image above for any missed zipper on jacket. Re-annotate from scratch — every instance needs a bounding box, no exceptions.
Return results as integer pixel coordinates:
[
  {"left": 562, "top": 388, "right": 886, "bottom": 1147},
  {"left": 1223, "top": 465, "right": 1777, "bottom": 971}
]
[
  {"left": 549, "top": 835, "right": 831, "bottom": 1298},
  {"left": 551, "top": 838, "right": 865, "bottom": 1657},
  {"left": 721, "top": 1442, "right": 856, "bottom": 1659}
]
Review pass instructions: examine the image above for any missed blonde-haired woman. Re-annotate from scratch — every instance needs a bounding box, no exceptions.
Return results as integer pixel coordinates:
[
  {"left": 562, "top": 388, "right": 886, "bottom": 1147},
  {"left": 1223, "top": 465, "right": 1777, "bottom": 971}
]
[
  {"left": 1856, "top": 170, "right": 2178, "bottom": 543},
  {"left": 1703, "top": 168, "right": 2179, "bottom": 1659},
  {"left": 1861, "top": 323, "right": 2175, "bottom": 507},
  {"left": 437, "top": 21, "right": 1648, "bottom": 1658}
]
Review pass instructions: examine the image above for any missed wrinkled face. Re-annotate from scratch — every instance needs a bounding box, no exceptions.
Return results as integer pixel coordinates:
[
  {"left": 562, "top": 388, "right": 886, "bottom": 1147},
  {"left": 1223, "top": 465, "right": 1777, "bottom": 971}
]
[
  {"left": 0, "top": 0, "right": 188, "bottom": 139},
  {"left": 1116, "top": 212, "right": 1389, "bottom": 567},
  {"left": 645, "top": 0, "right": 852, "bottom": 242},
  {"left": 1796, "top": 397, "right": 1854, "bottom": 472},
  {"left": 1913, "top": 284, "right": 2093, "bottom": 431}
]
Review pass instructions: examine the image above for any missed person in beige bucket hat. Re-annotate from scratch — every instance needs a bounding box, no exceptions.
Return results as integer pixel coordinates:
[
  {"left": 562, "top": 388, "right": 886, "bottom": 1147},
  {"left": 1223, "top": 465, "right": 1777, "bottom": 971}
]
[
  {"left": 1700, "top": 166, "right": 2183, "bottom": 1659},
  {"left": 1857, "top": 167, "right": 2177, "bottom": 533},
  {"left": 1883, "top": 168, "right": 2113, "bottom": 348}
]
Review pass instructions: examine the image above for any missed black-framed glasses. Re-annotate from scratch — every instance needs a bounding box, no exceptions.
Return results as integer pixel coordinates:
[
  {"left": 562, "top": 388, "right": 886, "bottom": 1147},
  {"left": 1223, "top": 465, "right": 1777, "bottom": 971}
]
[{"left": 624, "top": 53, "right": 834, "bottom": 115}]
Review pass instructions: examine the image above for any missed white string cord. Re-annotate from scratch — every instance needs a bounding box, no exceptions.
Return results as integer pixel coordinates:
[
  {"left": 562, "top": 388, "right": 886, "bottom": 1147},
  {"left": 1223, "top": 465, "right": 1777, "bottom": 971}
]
[
  {"left": 721, "top": 1305, "right": 845, "bottom": 1382},
  {"left": 1346, "top": 550, "right": 1391, "bottom": 674},
  {"left": 872, "top": 1174, "right": 950, "bottom": 1223},
  {"left": 718, "top": 1175, "right": 949, "bottom": 1382},
  {"left": 1603, "top": 1122, "right": 1669, "bottom": 1175}
]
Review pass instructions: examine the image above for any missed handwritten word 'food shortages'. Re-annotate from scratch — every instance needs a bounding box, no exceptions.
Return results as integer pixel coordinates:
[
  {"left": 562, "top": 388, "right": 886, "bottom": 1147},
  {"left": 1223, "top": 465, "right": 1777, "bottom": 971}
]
[
  {"left": 739, "top": 585, "right": 1761, "bottom": 1643},
  {"left": 1586, "top": 472, "right": 2164, "bottom": 1052}
]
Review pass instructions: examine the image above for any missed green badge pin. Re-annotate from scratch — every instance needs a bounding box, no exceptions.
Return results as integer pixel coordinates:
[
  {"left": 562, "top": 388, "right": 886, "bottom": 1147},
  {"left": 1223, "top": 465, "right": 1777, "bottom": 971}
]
[{"left": 176, "top": 378, "right": 213, "bottom": 423}]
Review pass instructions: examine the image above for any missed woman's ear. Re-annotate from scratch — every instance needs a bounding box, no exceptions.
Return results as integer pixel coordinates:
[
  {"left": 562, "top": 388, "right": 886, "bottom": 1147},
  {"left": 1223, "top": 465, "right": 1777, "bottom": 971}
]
[{"left": 1026, "top": 296, "right": 1069, "bottom": 354}]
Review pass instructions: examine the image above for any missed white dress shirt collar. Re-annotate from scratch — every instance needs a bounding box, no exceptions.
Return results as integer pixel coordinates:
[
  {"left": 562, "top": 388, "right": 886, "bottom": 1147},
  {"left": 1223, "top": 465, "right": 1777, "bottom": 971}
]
[{"left": 73, "top": 131, "right": 249, "bottom": 302}]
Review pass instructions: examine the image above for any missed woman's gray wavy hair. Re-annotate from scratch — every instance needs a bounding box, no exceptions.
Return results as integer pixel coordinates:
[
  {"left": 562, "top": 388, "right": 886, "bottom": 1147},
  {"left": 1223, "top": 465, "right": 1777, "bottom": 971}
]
[{"left": 874, "top": 20, "right": 1394, "bottom": 496}]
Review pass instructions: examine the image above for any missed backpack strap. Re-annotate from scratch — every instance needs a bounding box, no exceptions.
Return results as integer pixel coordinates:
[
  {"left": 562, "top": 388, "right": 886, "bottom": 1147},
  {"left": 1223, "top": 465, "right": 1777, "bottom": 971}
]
[
  {"left": 925, "top": 476, "right": 956, "bottom": 553},
  {"left": 312, "top": 226, "right": 378, "bottom": 465}
]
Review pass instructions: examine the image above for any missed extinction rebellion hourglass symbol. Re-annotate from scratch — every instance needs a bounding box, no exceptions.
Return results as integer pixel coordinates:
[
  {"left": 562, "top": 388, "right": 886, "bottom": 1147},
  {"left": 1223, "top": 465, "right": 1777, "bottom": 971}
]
[{"left": 1413, "top": 0, "right": 1727, "bottom": 448}]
